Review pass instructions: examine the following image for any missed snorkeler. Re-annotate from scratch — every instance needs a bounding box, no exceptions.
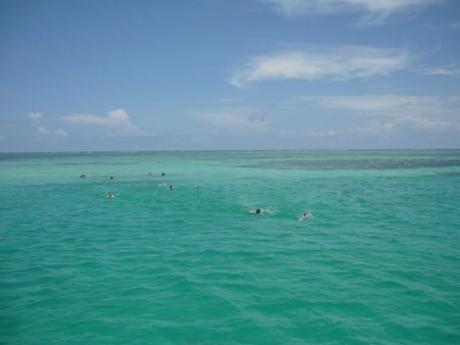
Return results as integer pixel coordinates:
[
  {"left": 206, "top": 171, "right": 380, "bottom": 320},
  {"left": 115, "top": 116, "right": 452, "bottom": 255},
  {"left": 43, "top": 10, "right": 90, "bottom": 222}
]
[
  {"left": 298, "top": 210, "right": 313, "bottom": 221},
  {"left": 249, "top": 207, "right": 262, "bottom": 215}
]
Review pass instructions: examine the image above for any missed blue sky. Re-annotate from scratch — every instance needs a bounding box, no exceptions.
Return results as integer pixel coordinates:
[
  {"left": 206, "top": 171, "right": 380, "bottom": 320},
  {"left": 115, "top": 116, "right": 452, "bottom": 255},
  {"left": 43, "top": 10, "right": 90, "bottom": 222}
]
[{"left": 1, "top": 0, "right": 459, "bottom": 151}]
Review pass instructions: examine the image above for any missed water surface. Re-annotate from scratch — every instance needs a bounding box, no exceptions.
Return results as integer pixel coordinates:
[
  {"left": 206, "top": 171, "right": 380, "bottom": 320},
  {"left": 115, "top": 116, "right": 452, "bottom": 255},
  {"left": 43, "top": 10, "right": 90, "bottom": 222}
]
[{"left": 1, "top": 150, "right": 459, "bottom": 344}]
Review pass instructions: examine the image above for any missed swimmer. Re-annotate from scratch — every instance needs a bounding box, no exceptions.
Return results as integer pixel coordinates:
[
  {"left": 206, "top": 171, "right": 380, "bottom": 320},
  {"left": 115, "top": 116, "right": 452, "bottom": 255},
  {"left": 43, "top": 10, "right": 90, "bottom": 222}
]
[
  {"left": 249, "top": 207, "right": 262, "bottom": 215},
  {"left": 106, "top": 191, "right": 115, "bottom": 199},
  {"left": 161, "top": 172, "right": 166, "bottom": 176},
  {"left": 298, "top": 210, "right": 313, "bottom": 221},
  {"left": 80, "top": 174, "right": 86, "bottom": 179},
  {"left": 169, "top": 184, "right": 175, "bottom": 191},
  {"left": 109, "top": 176, "right": 114, "bottom": 180}
]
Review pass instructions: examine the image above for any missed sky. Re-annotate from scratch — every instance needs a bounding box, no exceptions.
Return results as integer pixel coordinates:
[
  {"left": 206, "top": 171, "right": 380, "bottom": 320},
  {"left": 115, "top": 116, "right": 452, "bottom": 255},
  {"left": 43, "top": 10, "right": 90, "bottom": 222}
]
[{"left": 1, "top": 0, "right": 460, "bottom": 151}]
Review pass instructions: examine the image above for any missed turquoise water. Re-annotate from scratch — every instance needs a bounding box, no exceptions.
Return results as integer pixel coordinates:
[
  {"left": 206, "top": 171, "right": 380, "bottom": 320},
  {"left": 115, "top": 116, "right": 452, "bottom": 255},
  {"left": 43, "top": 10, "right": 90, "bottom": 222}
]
[{"left": 1, "top": 150, "right": 459, "bottom": 344}]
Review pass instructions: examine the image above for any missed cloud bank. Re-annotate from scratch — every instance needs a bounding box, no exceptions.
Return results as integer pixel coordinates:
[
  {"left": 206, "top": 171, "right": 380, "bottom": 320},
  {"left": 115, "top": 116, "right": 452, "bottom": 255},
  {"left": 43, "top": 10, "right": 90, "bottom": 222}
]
[{"left": 230, "top": 46, "right": 409, "bottom": 87}]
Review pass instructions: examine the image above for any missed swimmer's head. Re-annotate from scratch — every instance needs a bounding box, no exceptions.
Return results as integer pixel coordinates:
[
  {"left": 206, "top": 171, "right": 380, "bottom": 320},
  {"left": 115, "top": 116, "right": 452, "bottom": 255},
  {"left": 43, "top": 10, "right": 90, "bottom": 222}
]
[
  {"left": 161, "top": 172, "right": 166, "bottom": 176},
  {"left": 110, "top": 176, "right": 114, "bottom": 180},
  {"left": 256, "top": 208, "right": 261, "bottom": 214},
  {"left": 302, "top": 211, "right": 312, "bottom": 218}
]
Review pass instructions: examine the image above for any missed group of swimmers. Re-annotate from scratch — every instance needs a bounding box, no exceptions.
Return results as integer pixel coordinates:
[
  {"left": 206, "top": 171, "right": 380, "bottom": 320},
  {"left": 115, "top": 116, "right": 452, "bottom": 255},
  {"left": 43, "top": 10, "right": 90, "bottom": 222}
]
[
  {"left": 83, "top": 172, "right": 313, "bottom": 221},
  {"left": 104, "top": 172, "right": 176, "bottom": 197}
]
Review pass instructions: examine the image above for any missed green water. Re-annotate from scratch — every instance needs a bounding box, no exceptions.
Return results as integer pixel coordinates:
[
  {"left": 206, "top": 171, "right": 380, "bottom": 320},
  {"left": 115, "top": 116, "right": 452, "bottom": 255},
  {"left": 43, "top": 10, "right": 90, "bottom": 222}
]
[{"left": 1, "top": 150, "right": 459, "bottom": 344}]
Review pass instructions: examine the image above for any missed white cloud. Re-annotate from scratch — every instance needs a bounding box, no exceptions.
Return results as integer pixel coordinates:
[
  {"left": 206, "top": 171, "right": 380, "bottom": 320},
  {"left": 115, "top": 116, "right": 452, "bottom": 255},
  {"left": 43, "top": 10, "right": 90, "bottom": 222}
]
[
  {"left": 62, "top": 108, "right": 143, "bottom": 136},
  {"left": 260, "top": 0, "right": 438, "bottom": 22},
  {"left": 27, "top": 112, "right": 43, "bottom": 121},
  {"left": 230, "top": 46, "right": 409, "bottom": 87},
  {"left": 190, "top": 108, "right": 270, "bottom": 135},
  {"left": 55, "top": 128, "right": 68, "bottom": 137}
]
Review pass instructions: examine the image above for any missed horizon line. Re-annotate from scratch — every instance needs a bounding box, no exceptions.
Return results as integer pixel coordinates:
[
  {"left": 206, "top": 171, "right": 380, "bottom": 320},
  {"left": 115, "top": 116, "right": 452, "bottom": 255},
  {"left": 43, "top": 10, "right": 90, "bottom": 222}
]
[{"left": 1, "top": 147, "right": 460, "bottom": 154}]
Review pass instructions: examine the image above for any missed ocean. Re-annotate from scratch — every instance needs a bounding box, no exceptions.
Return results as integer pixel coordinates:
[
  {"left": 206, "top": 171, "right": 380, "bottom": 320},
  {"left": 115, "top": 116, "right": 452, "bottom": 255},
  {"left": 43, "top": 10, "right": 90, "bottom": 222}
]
[{"left": 1, "top": 150, "right": 459, "bottom": 344}]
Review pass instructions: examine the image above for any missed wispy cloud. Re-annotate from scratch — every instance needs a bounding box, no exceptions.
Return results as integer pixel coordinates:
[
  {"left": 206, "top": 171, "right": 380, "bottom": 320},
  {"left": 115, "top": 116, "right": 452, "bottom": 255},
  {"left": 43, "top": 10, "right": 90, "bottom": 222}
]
[
  {"left": 27, "top": 112, "right": 50, "bottom": 136},
  {"left": 350, "top": 120, "right": 396, "bottom": 137},
  {"left": 297, "top": 94, "right": 460, "bottom": 118},
  {"left": 230, "top": 46, "right": 409, "bottom": 87},
  {"left": 55, "top": 128, "right": 68, "bottom": 137},
  {"left": 351, "top": 117, "right": 460, "bottom": 138},
  {"left": 306, "top": 117, "right": 459, "bottom": 140},
  {"left": 190, "top": 108, "right": 270, "bottom": 135},
  {"left": 306, "top": 129, "right": 337, "bottom": 137},
  {"left": 195, "top": 98, "right": 242, "bottom": 105},
  {"left": 296, "top": 94, "right": 460, "bottom": 137},
  {"left": 62, "top": 109, "right": 144, "bottom": 136},
  {"left": 416, "top": 67, "right": 460, "bottom": 76},
  {"left": 27, "top": 112, "right": 69, "bottom": 138},
  {"left": 28, "top": 112, "right": 43, "bottom": 121},
  {"left": 36, "top": 126, "right": 49, "bottom": 135},
  {"left": 259, "top": 0, "right": 438, "bottom": 22}
]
